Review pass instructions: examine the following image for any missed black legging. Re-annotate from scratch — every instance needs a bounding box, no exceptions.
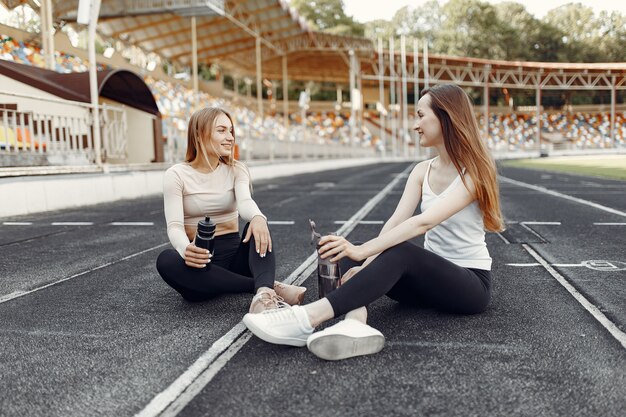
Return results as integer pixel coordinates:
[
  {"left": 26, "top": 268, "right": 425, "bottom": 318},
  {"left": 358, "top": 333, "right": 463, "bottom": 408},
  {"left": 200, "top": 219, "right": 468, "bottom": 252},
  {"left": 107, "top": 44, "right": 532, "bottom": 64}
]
[
  {"left": 328, "top": 241, "right": 491, "bottom": 316},
  {"left": 156, "top": 223, "right": 275, "bottom": 301}
]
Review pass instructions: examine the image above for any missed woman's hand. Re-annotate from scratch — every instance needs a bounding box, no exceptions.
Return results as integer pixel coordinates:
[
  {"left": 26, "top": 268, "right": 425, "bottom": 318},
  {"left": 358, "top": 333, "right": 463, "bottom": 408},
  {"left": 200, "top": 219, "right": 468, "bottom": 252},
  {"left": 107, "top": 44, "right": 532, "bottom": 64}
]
[
  {"left": 184, "top": 243, "right": 212, "bottom": 268},
  {"left": 318, "top": 235, "right": 365, "bottom": 262},
  {"left": 243, "top": 216, "right": 272, "bottom": 257},
  {"left": 341, "top": 266, "right": 363, "bottom": 284}
]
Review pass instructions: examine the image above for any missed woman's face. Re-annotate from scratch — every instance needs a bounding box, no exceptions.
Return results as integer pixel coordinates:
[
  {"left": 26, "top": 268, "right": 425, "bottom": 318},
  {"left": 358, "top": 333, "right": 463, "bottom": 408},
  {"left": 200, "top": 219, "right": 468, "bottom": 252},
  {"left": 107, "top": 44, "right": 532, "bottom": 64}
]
[
  {"left": 413, "top": 94, "right": 443, "bottom": 148},
  {"left": 206, "top": 113, "right": 234, "bottom": 158}
]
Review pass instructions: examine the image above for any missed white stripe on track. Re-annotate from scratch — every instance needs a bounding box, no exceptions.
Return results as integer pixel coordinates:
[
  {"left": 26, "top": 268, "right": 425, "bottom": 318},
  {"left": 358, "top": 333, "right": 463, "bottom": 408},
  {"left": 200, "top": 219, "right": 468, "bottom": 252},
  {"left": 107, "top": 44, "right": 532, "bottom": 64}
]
[
  {"left": 520, "top": 221, "right": 561, "bottom": 225},
  {"left": 267, "top": 220, "right": 295, "bottom": 225},
  {"left": 51, "top": 222, "right": 94, "bottom": 226},
  {"left": 507, "top": 263, "right": 584, "bottom": 267},
  {"left": 110, "top": 222, "right": 154, "bottom": 226},
  {"left": 134, "top": 163, "right": 416, "bottom": 417},
  {"left": 522, "top": 244, "right": 626, "bottom": 350},
  {"left": 593, "top": 222, "right": 626, "bottom": 226},
  {"left": 0, "top": 243, "right": 169, "bottom": 304},
  {"left": 500, "top": 176, "right": 626, "bottom": 218},
  {"left": 2, "top": 222, "right": 33, "bottom": 225},
  {"left": 334, "top": 220, "right": 385, "bottom": 225}
]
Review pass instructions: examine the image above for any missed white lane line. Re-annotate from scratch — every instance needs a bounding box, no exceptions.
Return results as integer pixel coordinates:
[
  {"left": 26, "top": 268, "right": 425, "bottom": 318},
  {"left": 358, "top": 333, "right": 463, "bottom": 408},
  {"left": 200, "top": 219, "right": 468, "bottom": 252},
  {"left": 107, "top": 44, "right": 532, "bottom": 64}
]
[
  {"left": 594, "top": 222, "right": 626, "bottom": 226},
  {"left": 51, "top": 222, "right": 94, "bottom": 226},
  {"left": 522, "top": 244, "right": 626, "bottom": 350},
  {"left": 500, "top": 176, "right": 626, "bottom": 218},
  {"left": 110, "top": 222, "right": 154, "bottom": 226},
  {"left": 2, "top": 222, "right": 33, "bottom": 225},
  {"left": 334, "top": 220, "right": 385, "bottom": 225},
  {"left": 520, "top": 221, "right": 561, "bottom": 225},
  {"left": 267, "top": 220, "right": 295, "bottom": 225},
  {"left": 519, "top": 223, "right": 546, "bottom": 242},
  {"left": 0, "top": 243, "right": 169, "bottom": 304},
  {"left": 507, "top": 263, "right": 584, "bottom": 267},
  {"left": 495, "top": 232, "right": 511, "bottom": 244},
  {"left": 135, "top": 163, "right": 416, "bottom": 417}
]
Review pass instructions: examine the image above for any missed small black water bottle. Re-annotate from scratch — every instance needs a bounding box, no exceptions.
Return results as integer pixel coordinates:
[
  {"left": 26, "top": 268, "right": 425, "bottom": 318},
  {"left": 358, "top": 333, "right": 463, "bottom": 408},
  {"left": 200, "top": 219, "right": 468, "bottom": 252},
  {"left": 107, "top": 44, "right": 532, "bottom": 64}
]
[
  {"left": 195, "top": 216, "right": 216, "bottom": 257},
  {"left": 309, "top": 219, "right": 341, "bottom": 299}
]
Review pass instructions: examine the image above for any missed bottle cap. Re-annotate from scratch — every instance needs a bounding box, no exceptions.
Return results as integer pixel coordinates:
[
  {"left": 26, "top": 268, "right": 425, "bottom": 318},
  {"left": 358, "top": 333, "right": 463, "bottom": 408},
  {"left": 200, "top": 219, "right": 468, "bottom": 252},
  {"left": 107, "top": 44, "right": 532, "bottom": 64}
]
[{"left": 197, "top": 216, "right": 216, "bottom": 237}]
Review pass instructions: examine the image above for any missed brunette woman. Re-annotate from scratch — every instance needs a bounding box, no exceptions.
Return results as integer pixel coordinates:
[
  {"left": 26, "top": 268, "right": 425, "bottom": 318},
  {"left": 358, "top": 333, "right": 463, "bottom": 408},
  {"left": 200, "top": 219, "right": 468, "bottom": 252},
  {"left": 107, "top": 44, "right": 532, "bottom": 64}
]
[{"left": 243, "top": 84, "right": 504, "bottom": 360}]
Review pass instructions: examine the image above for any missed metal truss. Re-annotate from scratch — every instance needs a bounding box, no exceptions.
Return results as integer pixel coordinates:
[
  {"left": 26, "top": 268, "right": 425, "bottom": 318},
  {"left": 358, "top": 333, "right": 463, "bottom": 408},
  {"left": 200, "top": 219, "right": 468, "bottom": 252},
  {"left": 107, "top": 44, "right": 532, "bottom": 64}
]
[{"left": 365, "top": 58, "right": 626, "bottom": 91}]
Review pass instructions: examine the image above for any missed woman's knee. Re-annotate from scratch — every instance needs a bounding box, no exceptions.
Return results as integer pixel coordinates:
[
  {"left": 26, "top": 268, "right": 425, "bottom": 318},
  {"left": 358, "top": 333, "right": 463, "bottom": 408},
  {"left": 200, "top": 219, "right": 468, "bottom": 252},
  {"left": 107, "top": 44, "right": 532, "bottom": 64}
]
[
  {"left": 156, "top": 249, "right": 181, "bottom": 278},
  {"left": 379, "top": 241, "right": 417, "bottom": 264}
]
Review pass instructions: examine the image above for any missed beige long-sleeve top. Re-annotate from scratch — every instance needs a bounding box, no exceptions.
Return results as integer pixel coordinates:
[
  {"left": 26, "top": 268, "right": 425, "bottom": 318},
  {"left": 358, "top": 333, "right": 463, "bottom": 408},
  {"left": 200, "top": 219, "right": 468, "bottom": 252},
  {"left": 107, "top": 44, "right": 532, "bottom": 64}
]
[{"left": 163, "top": 162, "right": 264, "bottom": 257}]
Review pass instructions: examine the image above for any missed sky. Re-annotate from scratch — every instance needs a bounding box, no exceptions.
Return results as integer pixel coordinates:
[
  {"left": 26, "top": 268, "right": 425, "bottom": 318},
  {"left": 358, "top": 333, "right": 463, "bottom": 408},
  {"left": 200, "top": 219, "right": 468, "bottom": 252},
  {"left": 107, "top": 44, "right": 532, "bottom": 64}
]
[{"left": 342, "top": 0, "right": 626, "bottom": 22}]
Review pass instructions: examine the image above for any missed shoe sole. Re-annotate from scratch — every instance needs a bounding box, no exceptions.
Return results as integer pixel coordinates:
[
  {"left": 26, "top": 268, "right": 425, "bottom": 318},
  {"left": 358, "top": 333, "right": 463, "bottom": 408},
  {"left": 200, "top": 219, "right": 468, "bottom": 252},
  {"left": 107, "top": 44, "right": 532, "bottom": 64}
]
[
  {"left": 307, "top": 334, "right": 385, "bottom": 360},
  {"left": 242, "top": 315, "right": 308, "bottom": 347}
]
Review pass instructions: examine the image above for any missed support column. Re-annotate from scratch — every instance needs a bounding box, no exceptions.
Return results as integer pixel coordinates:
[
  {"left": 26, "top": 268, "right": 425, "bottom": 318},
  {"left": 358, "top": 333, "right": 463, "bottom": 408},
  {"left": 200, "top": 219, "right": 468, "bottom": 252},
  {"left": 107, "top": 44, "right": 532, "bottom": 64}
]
[
  {"left": 413, "top": 39, "right": 419, "bottom": 109},
  {"left": 87, "top": 0, "right": 102, "bottom": 166},
  {"left": 282, "top": 54, "right": 290, "bottom": 159},
  {"left": 349, "top": 49, "right": 356, "bottom": 149},
  {"left": 423, "top": 40, "right": 429, "bottom": 89},
  {"left": 610, "top": 75, "right": 616, "bottom": 148},
  {"left": 413, "top": 38, "right": 419, "bottom": 157},
  {"left": 357, "top": 66, "right": 363, "bottom": 147},
  {"left": 255, "top": 37, "right": 263, "bottom": 119},
  {"left": 483, "top": 65, "right": 490, "bottom": 142},
  {"left": 400, "top": 35, "right": 409, "bottom": 157},
  {"left": 389, "top": 37, "right": 396, "bottom": 157},
  {"left": 41, "top": 0, "right": 55, "bottom": 71},
  {"left": 336, "top": 85, "right": 343, "bottom": 106},
  {"left": 191, "top": 16, "right": 199, "bottom": 108},
  {"left": 377, "top": 38, "right": 386, "bottom": 157},
  {"left": 536, "top": 79, "right": 542, "bottom": 153}
]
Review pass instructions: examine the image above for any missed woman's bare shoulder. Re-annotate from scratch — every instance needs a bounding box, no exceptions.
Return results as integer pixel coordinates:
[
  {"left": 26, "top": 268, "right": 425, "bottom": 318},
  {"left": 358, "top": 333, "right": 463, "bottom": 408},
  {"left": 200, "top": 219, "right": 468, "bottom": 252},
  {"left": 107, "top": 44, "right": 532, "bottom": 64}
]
[{"left": 409, "top": 159, "right": 432, "bottom": 182}]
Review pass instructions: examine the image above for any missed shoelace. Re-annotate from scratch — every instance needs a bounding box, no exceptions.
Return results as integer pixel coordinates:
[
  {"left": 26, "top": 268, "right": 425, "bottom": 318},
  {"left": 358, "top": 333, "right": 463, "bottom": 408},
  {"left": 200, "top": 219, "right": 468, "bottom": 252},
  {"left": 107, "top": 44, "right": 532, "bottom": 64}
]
[
  {"left": 260, "top": 302, "right": 297, "bottom": 323},
  {"left": 253, "top": 291, "right": 284, "bottom": 308}
]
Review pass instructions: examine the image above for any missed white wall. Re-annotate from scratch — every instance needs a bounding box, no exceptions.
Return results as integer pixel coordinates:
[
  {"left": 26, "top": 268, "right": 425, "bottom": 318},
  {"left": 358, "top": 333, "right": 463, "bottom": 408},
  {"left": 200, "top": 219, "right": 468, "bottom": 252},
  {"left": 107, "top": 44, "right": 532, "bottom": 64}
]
[
  {"left": 126, "top": 106, "right": 156, "bottom": 163},
  {"left": 0, "top": 158, "right": 386, "bottom": 218},
  {"left": 0, "top": 74, "right": 90, "bottom": 119}
]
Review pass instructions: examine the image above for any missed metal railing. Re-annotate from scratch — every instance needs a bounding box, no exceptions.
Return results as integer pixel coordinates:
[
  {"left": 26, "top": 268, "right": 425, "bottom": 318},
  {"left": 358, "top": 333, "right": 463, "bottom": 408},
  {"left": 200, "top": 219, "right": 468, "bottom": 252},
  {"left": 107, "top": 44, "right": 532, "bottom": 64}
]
[
  {"left": 161, "top": 116, "right": 377, "bottom": 164},
  {"left": 101, "top": 103, "right": 128, "bottom": 161},
  {"left": 0, "top": 91, "right": 128, "bottom": 166}
]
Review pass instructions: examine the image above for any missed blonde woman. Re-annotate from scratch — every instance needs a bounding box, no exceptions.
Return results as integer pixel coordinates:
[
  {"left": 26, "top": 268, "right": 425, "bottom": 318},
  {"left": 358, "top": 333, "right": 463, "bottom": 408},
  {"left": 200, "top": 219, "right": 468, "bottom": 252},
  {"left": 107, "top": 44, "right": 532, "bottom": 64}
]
[
  {"left": 243, "top": 84, "right": 504, "bottom": 360},
  {"left": 156, "top": 107, "right": 305, "bottom": 313}
]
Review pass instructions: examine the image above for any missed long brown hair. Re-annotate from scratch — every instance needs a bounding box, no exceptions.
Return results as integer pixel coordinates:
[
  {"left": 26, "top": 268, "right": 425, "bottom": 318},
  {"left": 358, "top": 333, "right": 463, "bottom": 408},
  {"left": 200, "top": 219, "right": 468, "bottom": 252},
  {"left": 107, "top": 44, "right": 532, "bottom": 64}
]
[
  {"left": 422, "top": 84, "right": 504, "bottom": 232},
  {"left": 185, "top": 107, "right": 236, "bottom": 167}
]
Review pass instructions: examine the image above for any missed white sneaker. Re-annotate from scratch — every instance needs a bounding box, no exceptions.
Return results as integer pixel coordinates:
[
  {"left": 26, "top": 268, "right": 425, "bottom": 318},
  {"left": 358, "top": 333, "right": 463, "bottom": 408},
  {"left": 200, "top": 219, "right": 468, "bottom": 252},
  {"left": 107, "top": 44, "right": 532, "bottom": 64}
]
[
  {"left": 243, "top": 304, "right": 314, "bottom": 347},
  {"left": 306, "top": 319, "right": 385, "bottom": 360}
]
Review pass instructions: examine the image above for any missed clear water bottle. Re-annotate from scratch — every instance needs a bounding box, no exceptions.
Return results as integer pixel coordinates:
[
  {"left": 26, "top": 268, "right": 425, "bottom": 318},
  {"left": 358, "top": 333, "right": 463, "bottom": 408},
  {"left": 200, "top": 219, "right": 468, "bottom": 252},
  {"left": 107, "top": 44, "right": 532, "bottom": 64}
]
[
  {"left": 309, "top": 219, "right": 341, "bottom": 299},
  {"left": 195, "top": 216, "right": 216, "bottom": 262}
]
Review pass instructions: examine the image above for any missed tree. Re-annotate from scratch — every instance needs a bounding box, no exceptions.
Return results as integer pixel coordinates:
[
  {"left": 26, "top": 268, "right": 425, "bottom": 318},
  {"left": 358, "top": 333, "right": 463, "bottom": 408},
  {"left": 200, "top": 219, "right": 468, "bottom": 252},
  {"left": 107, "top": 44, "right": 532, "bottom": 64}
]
[
  {"left": 290, "top": 0, "right": 364, "bottom": 36},
  {"left": 364, "top": 1, "right": 442, "bottom": 43},
  {"left": 434, "top": 0, "right": 508, "bottom": 59}
]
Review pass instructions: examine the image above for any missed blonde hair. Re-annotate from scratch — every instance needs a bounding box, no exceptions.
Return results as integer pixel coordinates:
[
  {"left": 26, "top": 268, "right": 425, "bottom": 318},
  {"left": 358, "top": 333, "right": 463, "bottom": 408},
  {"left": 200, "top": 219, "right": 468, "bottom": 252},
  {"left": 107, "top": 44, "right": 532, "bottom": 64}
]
[
  {"left": 186, "top": 107, "right": 236, "bottom": 167},
  {"left": 422, "top": 84, "right": 504, "bottom": 232},
  {"left": 185, "top": 106, "right": 253, "bottom": 190}
]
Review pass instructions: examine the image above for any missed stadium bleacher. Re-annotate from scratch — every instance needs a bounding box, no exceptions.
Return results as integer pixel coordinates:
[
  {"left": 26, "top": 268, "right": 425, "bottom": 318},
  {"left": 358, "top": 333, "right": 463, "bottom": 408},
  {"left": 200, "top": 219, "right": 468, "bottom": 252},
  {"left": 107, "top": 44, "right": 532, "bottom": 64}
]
[{"left": 1, "top": 33, "right": 624, "bottom": 153}]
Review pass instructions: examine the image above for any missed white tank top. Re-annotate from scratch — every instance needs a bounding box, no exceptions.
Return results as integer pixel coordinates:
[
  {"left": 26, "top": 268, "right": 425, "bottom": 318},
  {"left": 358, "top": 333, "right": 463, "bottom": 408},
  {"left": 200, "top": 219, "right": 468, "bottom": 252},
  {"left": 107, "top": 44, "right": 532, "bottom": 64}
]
[{"left": 421, "top": 158, "right": 492, "bottom": 270}]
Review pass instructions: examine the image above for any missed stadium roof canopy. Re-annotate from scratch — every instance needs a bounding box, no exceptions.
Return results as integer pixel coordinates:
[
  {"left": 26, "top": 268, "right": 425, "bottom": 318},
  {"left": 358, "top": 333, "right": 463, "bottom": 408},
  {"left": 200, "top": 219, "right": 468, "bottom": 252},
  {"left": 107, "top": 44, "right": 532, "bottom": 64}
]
[
  {"left": 2, "top": 0, "right": 374, "bottom": 83},
  {"left": 2, "top": 0, "right": 625, "bottom": 89}
]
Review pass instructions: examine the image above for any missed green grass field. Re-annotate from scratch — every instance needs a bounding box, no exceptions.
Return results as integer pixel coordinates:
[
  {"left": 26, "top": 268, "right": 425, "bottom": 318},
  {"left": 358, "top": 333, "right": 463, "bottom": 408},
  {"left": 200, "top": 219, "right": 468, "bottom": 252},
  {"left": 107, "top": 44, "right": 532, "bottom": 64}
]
[{"left": 502, "top": 154, "right": 626, "bottom": 181}]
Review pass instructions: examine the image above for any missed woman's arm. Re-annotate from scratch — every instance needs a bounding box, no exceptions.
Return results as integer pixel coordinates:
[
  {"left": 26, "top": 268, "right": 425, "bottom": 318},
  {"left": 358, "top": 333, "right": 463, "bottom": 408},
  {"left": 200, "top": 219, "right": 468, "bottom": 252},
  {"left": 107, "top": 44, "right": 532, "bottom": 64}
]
[
  {"left": 163, "top": 169, "right": 192, "bottom": 258},
  {"left": 233, "top": 163, "right": 272, "bottom": 256},
  {"left": 320, "top": 173, "right": 476, "bottom": 262},
  {"left": 377, "top": 161, "right": 428, "bottom": 236},
  {"left": 233, "top": 163, "right": 265, "bottom": 222},
  {"left": 351, "top": 161, "right": 428, "bottom": 269}
]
